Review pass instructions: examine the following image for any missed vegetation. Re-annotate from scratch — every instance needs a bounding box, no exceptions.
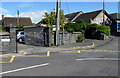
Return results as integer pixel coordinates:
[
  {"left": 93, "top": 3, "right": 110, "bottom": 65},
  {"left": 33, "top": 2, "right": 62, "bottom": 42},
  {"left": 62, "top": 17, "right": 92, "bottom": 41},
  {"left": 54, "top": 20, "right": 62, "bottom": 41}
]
[
  {"left": 0, "top": 25, "right": 6, "bottom": 32},
  {"left": 64, "top": 19, "right": 111, "bottom": 41},
  {"left": 76, "top": 32, "right": 85, "bottom": 42},
  {"left": 86, "top": 23, "right": 110, "bottom": 36},
  {"left": 39, "top": 9, "right": 67, "bottom": 26},
  {"left": 97, "top": 25, "right": 110, "bottom": 36},
  {"left": 64, "top": 20, "right": 87, "bottom": 33}
]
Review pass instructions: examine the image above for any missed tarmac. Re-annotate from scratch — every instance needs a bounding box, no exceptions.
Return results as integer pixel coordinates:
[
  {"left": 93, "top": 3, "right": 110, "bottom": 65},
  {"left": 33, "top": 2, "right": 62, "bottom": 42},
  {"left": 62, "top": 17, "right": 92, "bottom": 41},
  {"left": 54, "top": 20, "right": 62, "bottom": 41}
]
[{"left": 0, "top": 36, "right": 114, "bottom": 57}]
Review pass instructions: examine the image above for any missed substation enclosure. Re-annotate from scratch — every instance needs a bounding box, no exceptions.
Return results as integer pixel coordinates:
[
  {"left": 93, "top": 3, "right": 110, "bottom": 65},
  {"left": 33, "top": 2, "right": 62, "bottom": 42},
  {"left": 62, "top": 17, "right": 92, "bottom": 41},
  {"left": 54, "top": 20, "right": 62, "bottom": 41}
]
[{"left": 24, "top": 26, "right": 50, "bottom": 46}]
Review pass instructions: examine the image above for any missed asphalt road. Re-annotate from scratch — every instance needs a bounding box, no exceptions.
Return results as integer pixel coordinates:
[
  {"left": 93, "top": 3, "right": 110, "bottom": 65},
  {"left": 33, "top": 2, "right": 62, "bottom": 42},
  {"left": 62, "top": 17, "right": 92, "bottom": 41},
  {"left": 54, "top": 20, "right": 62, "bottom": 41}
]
[{"left": 1, "top": 36, "right": 119, "bottom": 76}]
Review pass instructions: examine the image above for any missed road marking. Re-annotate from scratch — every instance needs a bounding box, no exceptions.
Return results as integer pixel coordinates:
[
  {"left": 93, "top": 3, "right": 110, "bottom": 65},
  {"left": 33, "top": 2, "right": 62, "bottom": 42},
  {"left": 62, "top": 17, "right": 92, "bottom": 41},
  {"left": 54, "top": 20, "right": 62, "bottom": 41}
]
[
  {"left": 76, "top": 58, "right": 119, "bottom": 61},
  {"left": 0, "top": 61, "right": 10, "bottom": 63},
  {"left": 18, "top": 51, "right": 27, "bottom": 54},
  {"left": 9, "top": 56, "right": 15, "bottom": 63},
  {"left": 16, "top": 55, "right": 47, "bottom": 57},
  {"left": 79, "top": 50, "right": 120, "bottom": 52},
  {"left": 0, "top": 56, "right": 15, "bottom": 64},
  {"left": 47, "top": 51, "right": 50, "bottom": 56},
  {"left": 77, "top": 50, "right": 81, "bottom": 53},
  {"left": 0, "top": 63, "right": 49, "bottom": 75},
  {"left": 60, "top": 51, "right": 77, "bottom": 53}
]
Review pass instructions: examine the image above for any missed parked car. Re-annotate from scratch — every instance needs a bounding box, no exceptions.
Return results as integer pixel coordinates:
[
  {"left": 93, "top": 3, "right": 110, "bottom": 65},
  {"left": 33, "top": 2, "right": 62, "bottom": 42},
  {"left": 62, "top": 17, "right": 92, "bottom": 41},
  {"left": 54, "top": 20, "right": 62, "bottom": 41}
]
[{"left": 16, "top": 31, "right": 25, "bottom": 43}]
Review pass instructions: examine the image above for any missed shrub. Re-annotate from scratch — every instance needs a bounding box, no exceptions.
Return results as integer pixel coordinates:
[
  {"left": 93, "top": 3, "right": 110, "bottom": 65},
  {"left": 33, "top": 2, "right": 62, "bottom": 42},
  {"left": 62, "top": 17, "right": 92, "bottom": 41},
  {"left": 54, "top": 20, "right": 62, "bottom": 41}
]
[
  {"left": 76, "top": 33, "right": 85, "bottom": 42},
  {"left": 0, "top": 25, "right": 7, "bottom": 32},
  {"left": 65, "top": 20, "right": 87, "bottom": 33},
  {"left": 97, "top": 25, "right": 111, "bottom": 36},
  {"left": 86, "top": 24, "right": 111, "bottom": 36}
]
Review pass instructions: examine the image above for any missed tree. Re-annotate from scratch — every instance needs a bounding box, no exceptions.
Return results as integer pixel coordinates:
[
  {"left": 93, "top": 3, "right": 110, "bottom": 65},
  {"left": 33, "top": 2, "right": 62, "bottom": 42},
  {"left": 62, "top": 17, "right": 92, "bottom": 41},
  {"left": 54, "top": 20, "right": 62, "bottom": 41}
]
[{"left": 39, "top": 9, "right": 66, "bottom": 26}]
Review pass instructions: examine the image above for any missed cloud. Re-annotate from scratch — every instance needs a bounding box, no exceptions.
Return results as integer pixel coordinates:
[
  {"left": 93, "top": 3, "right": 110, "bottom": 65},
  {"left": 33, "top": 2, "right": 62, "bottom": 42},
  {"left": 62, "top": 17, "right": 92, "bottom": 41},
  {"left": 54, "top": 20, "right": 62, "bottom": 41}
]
[
  {"left": 0, "top": 14, "right": 15, "bottom": 20},
  {"left": 0, "top": 10, "right": 47, "bottom": 23},
  {"left": 20, "top": 10, "right": 47, "bottom": 23},
  {"left": 0, "top": 8, "right": 8, "bottom": 13},
  {"left": 18, "top": 3, "right": 34, "bottom": 7}
]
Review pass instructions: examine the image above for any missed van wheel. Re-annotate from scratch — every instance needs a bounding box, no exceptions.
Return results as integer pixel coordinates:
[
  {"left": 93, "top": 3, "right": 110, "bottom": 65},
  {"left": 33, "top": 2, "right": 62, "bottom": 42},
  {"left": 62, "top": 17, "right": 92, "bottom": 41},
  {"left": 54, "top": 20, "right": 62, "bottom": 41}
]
[{"left": 19, "top": 38, "right": 23, "bottom": 43}]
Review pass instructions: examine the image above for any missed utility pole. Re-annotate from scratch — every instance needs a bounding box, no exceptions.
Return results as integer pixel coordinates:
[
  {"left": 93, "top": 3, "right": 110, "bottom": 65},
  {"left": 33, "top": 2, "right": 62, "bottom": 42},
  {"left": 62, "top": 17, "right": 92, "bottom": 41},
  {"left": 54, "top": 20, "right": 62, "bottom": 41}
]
[
  {"left": 17, "top": 10, "right": 19, "bottom": 26},
  {"left": 103, "top": 0, "right": 105, "bottom": 26},
  {"left": 55, "top": 0, "right": 60, "bottom": 46}
]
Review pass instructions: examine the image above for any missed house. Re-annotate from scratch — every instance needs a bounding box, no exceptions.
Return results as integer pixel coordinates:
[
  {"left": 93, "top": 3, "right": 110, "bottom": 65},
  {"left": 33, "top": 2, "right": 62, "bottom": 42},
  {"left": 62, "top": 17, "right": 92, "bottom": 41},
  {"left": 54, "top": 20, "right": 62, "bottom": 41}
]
[
  {"left": 65, "top": 11, "right": 83, "bottom": 22},
  {"left": 65, "top": 10, "right": 112, "bottom": 26},
  {"left": 2, "top": 15, "right": 32, "bottom": 26},
  {"left": 109, "top": 13, "right": 120, "bottom": 32}
]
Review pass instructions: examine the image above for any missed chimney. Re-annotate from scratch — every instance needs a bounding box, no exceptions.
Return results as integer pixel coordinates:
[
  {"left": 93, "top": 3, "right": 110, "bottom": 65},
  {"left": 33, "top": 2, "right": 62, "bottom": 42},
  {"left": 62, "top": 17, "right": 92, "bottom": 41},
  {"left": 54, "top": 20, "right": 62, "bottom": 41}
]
[
  {"left": 2, "top": 15, "right": 4, "bottom": 26},
  {"left": 2, "top": 15, "right": 4, "bottom": 20}
]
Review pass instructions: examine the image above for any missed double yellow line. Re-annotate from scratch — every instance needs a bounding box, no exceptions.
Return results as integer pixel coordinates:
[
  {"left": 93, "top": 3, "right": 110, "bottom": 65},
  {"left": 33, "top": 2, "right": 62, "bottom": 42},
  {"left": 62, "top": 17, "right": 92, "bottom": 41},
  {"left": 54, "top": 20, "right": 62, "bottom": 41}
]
[
  {"left": 0, "top": 50, "right": 26, "bottom": 64},
  {"left": 60, "top": 50, "right": 81, "bottom": 53},
  {"left": 79, "top": 50, "right": 120, "bottom": 52},
  {"left": 0, "top": 56, "right": 15, "bottom": 64}
]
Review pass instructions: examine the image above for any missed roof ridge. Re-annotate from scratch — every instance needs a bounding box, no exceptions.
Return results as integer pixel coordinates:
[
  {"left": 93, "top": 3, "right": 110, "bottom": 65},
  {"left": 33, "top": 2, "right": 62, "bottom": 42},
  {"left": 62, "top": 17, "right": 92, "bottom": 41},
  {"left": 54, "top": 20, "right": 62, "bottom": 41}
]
[
  {"left": 4, "top": 17, "right": 30, "bottom": 18},
  {"left": 65, "top": 11, "right": 83, "bottom": 15},
  {"left": 82, "top": 10, "right": 102, "bottom": 14},
  {"left": 109, "top": 13, "right": 120, "bottom": 15}
]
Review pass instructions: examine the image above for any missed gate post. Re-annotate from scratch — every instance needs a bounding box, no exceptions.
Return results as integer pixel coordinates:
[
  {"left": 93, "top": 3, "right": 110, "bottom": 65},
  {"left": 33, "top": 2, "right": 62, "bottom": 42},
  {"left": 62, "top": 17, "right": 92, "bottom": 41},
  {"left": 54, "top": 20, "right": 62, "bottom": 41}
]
[{"left": 9, "top": 24, "right": 17, "bottom": 53}]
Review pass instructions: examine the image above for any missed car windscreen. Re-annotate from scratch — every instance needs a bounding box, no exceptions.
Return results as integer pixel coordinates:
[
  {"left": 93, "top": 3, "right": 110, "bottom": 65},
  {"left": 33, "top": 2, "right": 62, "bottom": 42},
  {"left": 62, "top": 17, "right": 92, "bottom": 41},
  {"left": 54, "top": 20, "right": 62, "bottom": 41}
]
[{"left": 21, "top": 32, "right": 24, "bottom": 35}]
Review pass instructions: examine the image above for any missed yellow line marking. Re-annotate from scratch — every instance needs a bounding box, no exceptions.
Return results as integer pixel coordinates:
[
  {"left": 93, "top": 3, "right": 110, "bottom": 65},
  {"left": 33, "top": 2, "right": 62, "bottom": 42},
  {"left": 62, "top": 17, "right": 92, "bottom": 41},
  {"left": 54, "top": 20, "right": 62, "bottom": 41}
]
[
  {"left": 60, "top": 51, "right": 78, "bottom": 53},
  {"left": 9, "top": 56, "right": 15, "bottom": 63},
  {"left": 47, "top": 51, "right": 50, "bottom": 56},
  {"left": 77, "top": 50, "right": 81, "bottom": 53},
  {"left": 18, "top": 51, "right": 27, "bottom": 54},
  {"left": 0, "top": 61, "right": 10, "bottom": 63},
  {"left": 15, "top": 55, "right": 47, "bottom": 57},
  {"left": 0, "top": 56, "right": 15, "bottom": 64},
  {"left": 80, "top": 50, "right": 120, "bottom": 52}
]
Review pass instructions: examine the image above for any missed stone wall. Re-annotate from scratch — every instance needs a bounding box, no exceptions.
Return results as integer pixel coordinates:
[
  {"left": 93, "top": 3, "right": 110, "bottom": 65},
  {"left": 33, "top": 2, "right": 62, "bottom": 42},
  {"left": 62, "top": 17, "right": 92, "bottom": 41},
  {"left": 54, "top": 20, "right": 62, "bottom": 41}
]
[
  {"left": 0, "top": 35, "right": 10, "bottom": 54},
  {"left": 50, "top": 32, "right": 81, "bottom": 45}
]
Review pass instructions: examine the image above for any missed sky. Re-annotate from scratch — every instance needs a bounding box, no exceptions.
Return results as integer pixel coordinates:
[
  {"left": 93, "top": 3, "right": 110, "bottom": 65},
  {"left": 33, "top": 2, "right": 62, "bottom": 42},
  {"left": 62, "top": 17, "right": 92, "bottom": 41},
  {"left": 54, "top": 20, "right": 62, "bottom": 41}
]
[{"left": 0, "top": 2, "right": 119, "bottom": 23}]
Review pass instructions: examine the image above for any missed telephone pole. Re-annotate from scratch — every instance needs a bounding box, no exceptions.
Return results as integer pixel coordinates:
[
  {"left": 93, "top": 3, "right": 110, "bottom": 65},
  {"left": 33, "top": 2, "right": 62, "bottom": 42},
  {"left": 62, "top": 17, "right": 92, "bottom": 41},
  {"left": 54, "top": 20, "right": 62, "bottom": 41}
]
[
  {"left": 17, "top": 10, "right": 19, "bottom": 26},
  {"left": 55, "top": 0, "right": 60, "bottom": 46},
  {"left": 103, "top": 0, "right": 105, "bottom": 26}
]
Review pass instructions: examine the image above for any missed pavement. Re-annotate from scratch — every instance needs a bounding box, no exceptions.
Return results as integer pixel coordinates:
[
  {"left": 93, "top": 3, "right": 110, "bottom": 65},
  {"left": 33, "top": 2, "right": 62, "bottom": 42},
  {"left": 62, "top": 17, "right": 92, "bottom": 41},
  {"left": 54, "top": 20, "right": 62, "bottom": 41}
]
[
  {"left": 0, "top": 36, "right": 119, "bottom": 76},
  {"left": 0, "top": 36, "right": 114, "bottom": 57}
]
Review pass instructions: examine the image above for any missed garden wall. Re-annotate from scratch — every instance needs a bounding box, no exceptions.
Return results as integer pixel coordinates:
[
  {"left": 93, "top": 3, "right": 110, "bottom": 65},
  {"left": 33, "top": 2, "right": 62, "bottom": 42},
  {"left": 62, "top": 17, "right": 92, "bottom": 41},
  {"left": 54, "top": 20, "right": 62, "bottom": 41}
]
[{"left": 50, "top": 32, "right": 81, "bottom": 46}]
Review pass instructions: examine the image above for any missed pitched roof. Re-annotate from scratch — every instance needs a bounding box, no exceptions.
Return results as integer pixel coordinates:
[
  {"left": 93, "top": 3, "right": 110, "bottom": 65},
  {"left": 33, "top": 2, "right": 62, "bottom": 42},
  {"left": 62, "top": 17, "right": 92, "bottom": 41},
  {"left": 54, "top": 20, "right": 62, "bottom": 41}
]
[
  {"left": 65, "top": 11, "right": 83, "bottom": 21},
  {"left": 109, "top": 13, "right": 120, "bottom": 20},
  {"left": 74, "top": 10, "right": 103, "bottom": 23},
  {"left": 3, "top": 17, "right": 32, "bottom": 26}
]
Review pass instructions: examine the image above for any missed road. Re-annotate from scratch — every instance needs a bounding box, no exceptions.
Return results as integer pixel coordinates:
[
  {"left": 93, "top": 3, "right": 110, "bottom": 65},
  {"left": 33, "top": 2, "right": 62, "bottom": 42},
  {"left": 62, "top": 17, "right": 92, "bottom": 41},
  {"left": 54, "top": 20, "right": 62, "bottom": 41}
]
[{"left": 1, "top": 36, "right": 119, "bottom": 76}]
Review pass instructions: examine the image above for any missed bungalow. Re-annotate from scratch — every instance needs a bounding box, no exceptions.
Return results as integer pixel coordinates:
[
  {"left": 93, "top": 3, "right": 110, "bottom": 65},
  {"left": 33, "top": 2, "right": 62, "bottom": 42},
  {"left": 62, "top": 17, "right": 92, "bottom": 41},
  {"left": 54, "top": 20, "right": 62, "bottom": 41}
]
[
  {"left": 109, "top": 13, "right": 120, "bottom": 32},
  {"left": 1, "top": 15, "right": 32, "bottom": 26},
  {"left": 65, "top": 10, "right": 112, "bottom": 26}
]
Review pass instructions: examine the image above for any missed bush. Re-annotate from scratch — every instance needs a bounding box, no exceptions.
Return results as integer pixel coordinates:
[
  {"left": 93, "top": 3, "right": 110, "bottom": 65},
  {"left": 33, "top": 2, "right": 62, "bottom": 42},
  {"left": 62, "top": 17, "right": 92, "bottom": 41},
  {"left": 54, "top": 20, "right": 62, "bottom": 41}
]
[
  {"left": 0, "top": 25, "right": 7, "bottom": 32},
  {"left": 76, "top": 33, "right": 85, "bottom": 42},
  {"left": 97, "top": 25, "right": 110, "bottom": 36},
  {"left": 65, "top": 20, "right": 87, "bottom": 33},
  {"left": 85, "top": 24, "right": 111, "bottom": 36}
]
